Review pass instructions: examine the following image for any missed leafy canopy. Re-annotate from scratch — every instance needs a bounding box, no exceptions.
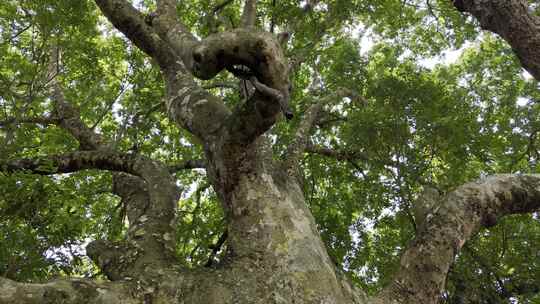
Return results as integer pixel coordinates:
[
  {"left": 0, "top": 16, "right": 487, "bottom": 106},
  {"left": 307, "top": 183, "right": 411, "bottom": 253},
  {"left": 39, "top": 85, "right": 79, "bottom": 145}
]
[{"left": 1, "top": 0, "right": 539, "bottom": 301}]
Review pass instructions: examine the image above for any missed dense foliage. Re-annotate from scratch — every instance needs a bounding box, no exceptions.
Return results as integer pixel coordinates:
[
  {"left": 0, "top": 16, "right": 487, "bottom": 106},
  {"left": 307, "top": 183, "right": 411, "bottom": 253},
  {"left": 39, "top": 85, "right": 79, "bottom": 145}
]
[{"left": 1, "top": 0, "right": 539, "bottom": 302}]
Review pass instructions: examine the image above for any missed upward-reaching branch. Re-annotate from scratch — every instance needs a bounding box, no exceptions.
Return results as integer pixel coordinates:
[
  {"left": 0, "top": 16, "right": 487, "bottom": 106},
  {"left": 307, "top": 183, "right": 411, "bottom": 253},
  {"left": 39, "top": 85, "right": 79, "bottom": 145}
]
[
  {"left": 95, "top": 0, "right": 291, "bottom": 145},
  {"left": 36, "top": 46, "right": 181, "bottom": 279},
  {"left": 162, "top": 28, "right": 291, "bottom": 144},
  {"left": 156, "top": 0, "right": 177, "bottom": 20},
  {"left": 150, "top": 0, "right": 198, "bottom": 70},
  {"left": 47, "top": 46, "right": 105, "bottom": 150},
  {"left": 94, "top": 0, "right": 176, "bottom": 70},
  {"left": 452, "top": 0, "right": 540, "bottom": 80},
  {"left": 283, "top": 89, "right": 357, "bottom": 169},
  {"left": 283, "top": 102, "right": 324, "bottom": 170},
  {"left": 375, "top": 174, "right": 540, "bottom": 304},
  {"left": 241, "top": 0, "right": 257, "bottom": 28},
  {"left": 51, "top": 83, "right": 106, "bottom": 150}
]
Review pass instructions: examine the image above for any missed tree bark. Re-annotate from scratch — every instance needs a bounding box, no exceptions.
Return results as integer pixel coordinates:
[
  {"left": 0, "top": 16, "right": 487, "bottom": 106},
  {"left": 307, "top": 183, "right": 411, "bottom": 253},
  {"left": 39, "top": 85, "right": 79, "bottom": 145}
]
[
  {"left": 374, "top": 174, "right": 540, "bottom": 303},
  {"left": 452, "top": 0, "right": 540, "bottom": 80}
]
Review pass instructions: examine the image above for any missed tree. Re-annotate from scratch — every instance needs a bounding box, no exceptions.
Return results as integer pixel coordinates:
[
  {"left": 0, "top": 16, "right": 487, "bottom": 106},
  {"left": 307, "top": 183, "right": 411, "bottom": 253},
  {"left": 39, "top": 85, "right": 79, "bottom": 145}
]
[{"left": 0, "top": 0, "right": 539, "bottom": 303}]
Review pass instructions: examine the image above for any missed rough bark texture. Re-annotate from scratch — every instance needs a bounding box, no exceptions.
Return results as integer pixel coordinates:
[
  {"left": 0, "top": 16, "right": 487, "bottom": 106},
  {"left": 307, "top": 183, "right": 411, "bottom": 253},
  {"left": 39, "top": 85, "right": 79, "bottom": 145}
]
[
  {"left": 374, "top": 174, "right": 540, "bottom": 304},
  {"left": 0, "top": 277, "right": 133, "bottom": 304},
  {"left": 452, "top": 0, "right": 540, "bottom": 80}
]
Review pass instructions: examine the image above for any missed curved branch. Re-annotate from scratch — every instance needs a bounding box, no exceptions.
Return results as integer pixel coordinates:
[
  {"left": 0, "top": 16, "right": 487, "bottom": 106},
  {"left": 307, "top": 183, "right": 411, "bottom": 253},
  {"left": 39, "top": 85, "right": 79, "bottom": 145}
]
[
  {"left": 376, "top": 174, "right": 540, "bottom": 304},
  {"left": 97, "top": 0, "right": 290, "bottom": 143},
  {"left": 189, "top": 30, "right": 289, "bottom": 95},
  {"left": 11, "top": 48, "right": 183, "bottom": 281},
  {"left": 163, "top": 29, "right": 291, "bottom": 143},
  {"left": 94, "top": 0, "right": 176, "bottom": 70},
  {"left": 452, "top": 0, "right": 540, "bottom": 80},
  {"left": 95, "top": 0, "right": 225, "bottom": 142}
]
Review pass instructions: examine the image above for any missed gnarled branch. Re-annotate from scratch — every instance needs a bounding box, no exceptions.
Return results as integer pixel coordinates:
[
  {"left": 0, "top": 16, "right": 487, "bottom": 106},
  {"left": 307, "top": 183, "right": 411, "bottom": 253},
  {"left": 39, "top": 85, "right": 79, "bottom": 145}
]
[
  {"left": 376, "top": 174, "right": 540, "bottom": 303},
  {"left": 241, "top": 0, "right": 257, "bottom": 28}
]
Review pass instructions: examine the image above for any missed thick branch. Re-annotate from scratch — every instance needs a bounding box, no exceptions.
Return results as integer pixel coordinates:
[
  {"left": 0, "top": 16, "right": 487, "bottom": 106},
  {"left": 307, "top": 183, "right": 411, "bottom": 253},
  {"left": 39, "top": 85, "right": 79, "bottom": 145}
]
[
  {"left": 15, "top": 151, "right": 183, "bottom": 253},
  {"left": 452, "top": 0, "right": 540, "bottom": 80},
  {"left": 163, "top": 71, "right": 230, "bottom": 140},
  {"left": 94, "top": 0, "right": 176, "bottom": 69},
  {"left": 85, "top": 172, "right": 178, "bottom": 281},
  {"left": 10, "top": 48, "right": 182, "bottom": 281},
  {"left": 0, "top": 277, "right": 132, "bottom": 304},
  {"left": 98, "top": 0, "right": 290, "bottom": 142},
  {"left": 240, "top": 0, "right": 257, "bottom": 28},
  {"left": 189, "top": 30, "right": 289, "bottom": 93},
  {"left": 163, "top": 29, "right": 291, "bottom": 144},
  {"left": 1, "top": 151, "right": 141, "bottom": 175},
  {"left": 150, "top": 0, "right": 198, "bottom": 71},
  {"left": 376, "top": 174, "right": 540, "bottom": 304}
]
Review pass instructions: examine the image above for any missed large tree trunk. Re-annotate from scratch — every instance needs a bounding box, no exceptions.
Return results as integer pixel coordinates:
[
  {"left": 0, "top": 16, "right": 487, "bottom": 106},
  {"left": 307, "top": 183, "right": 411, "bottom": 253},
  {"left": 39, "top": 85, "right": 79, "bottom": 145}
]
[{"left": 197, "top": 137, "right": 367, "bottom": 303}]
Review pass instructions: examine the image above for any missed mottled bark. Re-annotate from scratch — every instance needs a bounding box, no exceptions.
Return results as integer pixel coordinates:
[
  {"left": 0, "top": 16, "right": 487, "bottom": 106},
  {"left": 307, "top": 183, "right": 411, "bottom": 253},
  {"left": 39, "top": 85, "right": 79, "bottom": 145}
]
[
  {"left": 1, "top": 56, "right": 181, "bottom": 301},
  {"left": 93, "top": 0, "right": 177, "bottom": 70},
  {"left": 53, "top": 77, "right": 180, "bottom": 274},
  {"left": 142, "top": 0, "right": 291, "bottom": 142},
  {"left": 452, "top": 0, "right": 540, "bottom": 80},
  {"left": 374, "top": 174, "right": 540, "bottom": 304},
  {"left": 112, "top": 0, "right": 365, "bottom": 299}
]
